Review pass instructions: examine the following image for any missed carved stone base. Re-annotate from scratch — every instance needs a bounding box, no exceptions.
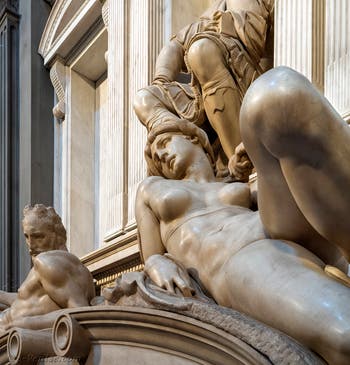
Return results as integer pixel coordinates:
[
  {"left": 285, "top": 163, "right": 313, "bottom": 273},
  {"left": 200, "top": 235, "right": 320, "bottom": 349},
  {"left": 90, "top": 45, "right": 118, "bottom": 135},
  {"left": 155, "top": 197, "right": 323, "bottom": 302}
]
[{"left": 0, "top": 303, "right": 325, "bottom": 365}]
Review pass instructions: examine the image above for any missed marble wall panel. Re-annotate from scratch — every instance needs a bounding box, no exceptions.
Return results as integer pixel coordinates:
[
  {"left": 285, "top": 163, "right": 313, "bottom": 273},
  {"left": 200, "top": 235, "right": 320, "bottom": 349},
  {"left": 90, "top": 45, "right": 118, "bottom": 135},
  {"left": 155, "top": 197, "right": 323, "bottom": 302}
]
[
  {"left": 274, "top": 0, "right": 325, "bottom": 91},
  {"left": 67, "top": 70, "right": 95, "bottom": 256},
  {"left": 102, "top": 0, "right": 126, "bottom": 241},
  {"left": 127, "top": 0, "right": 164, "bottom": 228},
  {"left": 325, "top": 0, "right": 350, "bottom": 121}
]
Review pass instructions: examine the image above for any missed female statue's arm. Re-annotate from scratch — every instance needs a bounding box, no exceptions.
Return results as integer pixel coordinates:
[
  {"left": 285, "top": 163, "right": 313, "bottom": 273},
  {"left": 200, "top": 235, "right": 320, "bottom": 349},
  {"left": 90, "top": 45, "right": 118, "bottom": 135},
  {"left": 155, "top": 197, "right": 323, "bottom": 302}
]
[
  {"left": 136, "top": 179, "right": 166, "bottom": 262},
  {"left": 136, "top": 179, "right": 195, "bottom": 296}
]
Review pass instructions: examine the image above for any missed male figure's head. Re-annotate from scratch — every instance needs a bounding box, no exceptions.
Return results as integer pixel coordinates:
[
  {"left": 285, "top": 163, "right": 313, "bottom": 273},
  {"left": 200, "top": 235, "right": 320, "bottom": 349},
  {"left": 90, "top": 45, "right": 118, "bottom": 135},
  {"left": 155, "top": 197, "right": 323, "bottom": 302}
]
[{"left": 22, "top": 204, "right": 67, "bottom": 257}]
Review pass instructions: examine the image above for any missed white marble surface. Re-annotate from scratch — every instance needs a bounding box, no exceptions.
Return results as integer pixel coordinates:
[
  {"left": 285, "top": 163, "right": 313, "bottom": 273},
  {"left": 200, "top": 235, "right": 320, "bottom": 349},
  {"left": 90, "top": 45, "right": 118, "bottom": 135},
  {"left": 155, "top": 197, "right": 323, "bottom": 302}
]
[{"left": 68, "top": 70, "right": 95, "bottom": 256}]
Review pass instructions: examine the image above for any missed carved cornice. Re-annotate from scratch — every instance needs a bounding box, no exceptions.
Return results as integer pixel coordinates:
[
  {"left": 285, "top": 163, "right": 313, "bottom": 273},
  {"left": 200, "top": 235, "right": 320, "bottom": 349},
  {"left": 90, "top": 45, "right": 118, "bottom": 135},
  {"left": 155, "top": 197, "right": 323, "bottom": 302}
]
[
  {"left": 39, "top": 0, "right": 103, "bottom": 66},
  {"left": 81, "top": 229, "right": 138, "bottom": 268},
  {"left": 43, "top": 0, "right": 56, "bottom": 6},
  {"left": 0, "top": 0, "right": 19, "bottom": 21},
  {"left": 0, "top": 0, "right": 18, "bottom": 12},
  {"left": 101, "top": 0, "right": 108, "bottom": 28},
  {"left": 39, "top": 0, "right": 71, "bottom": 60}
]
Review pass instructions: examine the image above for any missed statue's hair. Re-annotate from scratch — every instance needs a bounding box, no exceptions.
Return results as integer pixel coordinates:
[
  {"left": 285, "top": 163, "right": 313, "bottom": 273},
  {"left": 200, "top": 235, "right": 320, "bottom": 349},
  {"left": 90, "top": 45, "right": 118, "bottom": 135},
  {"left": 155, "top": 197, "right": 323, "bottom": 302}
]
[
  {"left": 22, "top": 204, "right": 67, "bottom": 249},
  {"left": 145, "top": 119, "right": 215, "bottom": 177}
]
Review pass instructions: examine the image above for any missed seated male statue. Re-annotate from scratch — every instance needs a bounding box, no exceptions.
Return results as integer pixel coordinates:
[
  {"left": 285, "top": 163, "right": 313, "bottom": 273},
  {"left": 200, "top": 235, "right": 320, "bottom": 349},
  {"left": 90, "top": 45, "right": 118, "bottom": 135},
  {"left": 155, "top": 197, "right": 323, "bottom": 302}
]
[
  {"left": 136, "top": 67, "right": 350, "bottom": 365},
  {"left": 134, "top": 0, "right": 274, "bottom": 179},
  {"left": 0, "top": 204, "right": 95, "bottom": 334}
]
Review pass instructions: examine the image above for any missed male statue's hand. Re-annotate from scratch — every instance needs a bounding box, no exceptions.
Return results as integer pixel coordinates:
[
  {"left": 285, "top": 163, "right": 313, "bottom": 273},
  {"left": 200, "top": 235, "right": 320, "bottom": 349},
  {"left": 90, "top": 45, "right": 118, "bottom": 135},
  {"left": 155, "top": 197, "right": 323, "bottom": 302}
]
[
  {"left": 144, "top": 254, "right": 195, "bottom": 297},
  {"left": 228, "top": 142, "right": 254, "bottom": 182}
]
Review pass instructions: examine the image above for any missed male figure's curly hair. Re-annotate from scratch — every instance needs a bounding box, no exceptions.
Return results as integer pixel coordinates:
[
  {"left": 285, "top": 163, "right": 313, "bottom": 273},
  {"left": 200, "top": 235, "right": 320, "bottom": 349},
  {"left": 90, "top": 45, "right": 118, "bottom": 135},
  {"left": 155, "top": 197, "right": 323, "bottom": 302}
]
[
  {"left": 22, "top": 204, "right": 67, "bottom": 250},
  {"left": 145, "top": 119, "right": 215, "bottom": 177}
]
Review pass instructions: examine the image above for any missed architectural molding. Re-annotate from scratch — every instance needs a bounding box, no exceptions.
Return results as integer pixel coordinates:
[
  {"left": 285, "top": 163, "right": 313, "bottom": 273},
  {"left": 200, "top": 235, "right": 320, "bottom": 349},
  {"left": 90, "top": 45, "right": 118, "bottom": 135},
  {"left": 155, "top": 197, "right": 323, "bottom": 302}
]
[
  {"left": 50, "top": 59, "right": 66, "bottom": 120},
  {"left": 101, "top": 0, "right": 108, "bottom": 28},
  {"left": 0, "top": 0, "right": 18, "bottom": 19},
  {"left": 81, "top": 229, "right": 138, "bottom": 268},
  {"left": 38, "top": 0, "right": 71, "bottom": 58},
  {"left": 101, "top": 0, "right": 108, "bottom": 63},
  {"left": 0, "top": 0, "right": 20, "bottom": 291},
  {"left": 39, "top": 0, "right": 102, "bottom": 66}
]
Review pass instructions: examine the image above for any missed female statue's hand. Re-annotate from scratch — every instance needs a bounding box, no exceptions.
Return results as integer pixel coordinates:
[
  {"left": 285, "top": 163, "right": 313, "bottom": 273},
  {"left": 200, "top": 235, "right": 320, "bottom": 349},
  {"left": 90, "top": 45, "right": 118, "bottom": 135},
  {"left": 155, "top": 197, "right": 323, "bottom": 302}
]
[
  {"left": 228, "top": 142, "right": 254, "bottom": 182},
  {"left": 144, "top": 254, "right": 195, "bottom": 297}
]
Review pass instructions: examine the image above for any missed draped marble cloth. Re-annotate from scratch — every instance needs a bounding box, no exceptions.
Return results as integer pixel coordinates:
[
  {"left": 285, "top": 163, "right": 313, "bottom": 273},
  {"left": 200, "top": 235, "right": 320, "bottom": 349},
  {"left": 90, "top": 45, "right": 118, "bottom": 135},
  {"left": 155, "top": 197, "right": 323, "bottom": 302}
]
[{"left": 147, "top": 0, "right": 274, "bottom": 176}]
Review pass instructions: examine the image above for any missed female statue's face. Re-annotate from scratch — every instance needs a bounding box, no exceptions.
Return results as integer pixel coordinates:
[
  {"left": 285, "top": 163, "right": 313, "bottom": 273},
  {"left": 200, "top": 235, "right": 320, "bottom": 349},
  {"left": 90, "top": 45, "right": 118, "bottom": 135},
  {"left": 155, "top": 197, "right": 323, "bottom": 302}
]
[{"left": 151, "top": 133, "right": 202, "bottom": 179}]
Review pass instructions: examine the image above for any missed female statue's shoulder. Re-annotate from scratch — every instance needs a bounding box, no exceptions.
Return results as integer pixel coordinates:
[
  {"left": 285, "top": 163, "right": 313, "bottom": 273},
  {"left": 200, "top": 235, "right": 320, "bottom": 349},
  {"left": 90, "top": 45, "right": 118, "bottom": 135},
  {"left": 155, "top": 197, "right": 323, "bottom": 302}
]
[{"left": 137, "top": 176, "right": 164, "bottom": 199}]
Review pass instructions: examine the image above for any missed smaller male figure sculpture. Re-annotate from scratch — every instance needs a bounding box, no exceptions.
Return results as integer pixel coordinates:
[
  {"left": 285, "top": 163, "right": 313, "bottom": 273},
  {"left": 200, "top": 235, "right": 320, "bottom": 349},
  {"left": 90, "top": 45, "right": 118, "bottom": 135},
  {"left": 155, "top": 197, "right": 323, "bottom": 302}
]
[{"left": 0, "top": 204, "right": 95, "bottom": 333}]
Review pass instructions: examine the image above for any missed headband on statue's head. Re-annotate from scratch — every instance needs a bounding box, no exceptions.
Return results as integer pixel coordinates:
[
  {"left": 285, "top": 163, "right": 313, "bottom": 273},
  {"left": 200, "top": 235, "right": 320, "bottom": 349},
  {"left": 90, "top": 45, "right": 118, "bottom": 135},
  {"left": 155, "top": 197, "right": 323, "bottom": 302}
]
[{"left": 145, "top": 119, "right": 215, "bottom": 177}]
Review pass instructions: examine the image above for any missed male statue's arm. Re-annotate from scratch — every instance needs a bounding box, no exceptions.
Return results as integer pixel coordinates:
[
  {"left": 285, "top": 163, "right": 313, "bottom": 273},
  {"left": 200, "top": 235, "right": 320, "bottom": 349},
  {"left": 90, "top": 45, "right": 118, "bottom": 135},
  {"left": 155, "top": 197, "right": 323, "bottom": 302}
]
[
  {"left": 0, "top": 291, "right": 17, "bottom": 308},
  {"left": 153, "top": 38, "right": 185, "bottom": 84},
  {"left": 33, "top": 252, "right": 93, "bottom": 309}
]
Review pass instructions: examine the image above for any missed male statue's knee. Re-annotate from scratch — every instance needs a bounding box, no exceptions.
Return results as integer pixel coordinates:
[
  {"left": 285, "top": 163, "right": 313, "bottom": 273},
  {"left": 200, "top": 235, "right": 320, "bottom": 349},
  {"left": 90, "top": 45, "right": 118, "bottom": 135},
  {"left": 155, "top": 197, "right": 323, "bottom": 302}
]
[
  {"left": 187, "top": 38, "right": 220, "bottom": 73},
  {"left": 187, "top": 39, "right": 209, "bottom": 65}
]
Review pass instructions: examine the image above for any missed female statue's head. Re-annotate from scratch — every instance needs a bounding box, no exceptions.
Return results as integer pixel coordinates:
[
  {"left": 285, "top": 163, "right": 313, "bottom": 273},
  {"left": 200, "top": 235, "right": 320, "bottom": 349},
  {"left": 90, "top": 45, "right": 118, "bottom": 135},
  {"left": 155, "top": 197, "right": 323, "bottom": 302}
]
[{"left": 145, "top": 119, "right": 215, "bottom": 179}]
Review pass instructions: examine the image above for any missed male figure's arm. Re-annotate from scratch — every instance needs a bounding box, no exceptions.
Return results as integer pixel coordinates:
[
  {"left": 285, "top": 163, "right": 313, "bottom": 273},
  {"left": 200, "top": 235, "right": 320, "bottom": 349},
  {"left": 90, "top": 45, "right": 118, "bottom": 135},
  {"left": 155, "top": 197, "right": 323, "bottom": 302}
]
[
  {"left": 153, "top": 38, "right": 185, "bottom": 84},
  {"left": 33, "top": 251, "right": 94, "bottom": 308},
  {"left": 0, "top": 291, "right": 17, "bottom": 308}
]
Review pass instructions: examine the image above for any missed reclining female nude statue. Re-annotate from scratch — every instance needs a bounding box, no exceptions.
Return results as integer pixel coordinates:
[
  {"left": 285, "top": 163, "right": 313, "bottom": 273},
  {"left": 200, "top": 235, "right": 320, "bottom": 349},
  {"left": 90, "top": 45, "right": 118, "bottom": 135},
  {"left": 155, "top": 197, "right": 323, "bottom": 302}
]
[
  {"left": 0, "top": 204, "right": 95, "bottom": 334},
  {"left": 135, "top": 67, "right": 350, "bottom": 365}
]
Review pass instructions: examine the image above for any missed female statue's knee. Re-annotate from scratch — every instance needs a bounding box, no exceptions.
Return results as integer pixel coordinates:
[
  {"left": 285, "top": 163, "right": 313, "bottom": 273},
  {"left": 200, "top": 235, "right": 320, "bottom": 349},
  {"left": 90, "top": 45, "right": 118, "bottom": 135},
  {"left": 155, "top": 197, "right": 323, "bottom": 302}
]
[{"left": 241, "top": 67, "right": 310, "bottom": 137}]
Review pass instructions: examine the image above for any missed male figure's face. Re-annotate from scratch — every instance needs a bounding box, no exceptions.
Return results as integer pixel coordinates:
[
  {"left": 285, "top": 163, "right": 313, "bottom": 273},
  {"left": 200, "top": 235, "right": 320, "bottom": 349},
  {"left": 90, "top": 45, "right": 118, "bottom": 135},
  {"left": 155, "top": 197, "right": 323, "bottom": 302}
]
[{"left": 22, "top": 214, "right": 57, "bottom": 257}]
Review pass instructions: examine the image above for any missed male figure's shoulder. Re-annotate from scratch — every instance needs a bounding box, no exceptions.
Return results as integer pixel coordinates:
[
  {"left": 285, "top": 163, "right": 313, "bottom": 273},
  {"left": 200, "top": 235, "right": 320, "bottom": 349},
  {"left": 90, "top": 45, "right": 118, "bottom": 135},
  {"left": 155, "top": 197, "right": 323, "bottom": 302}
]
[
  {"left": 33, "top": 250, "right": 89, "bottom": 285},
  {"left": 33, "top": 250, "right": 94, "bottom": 307}
]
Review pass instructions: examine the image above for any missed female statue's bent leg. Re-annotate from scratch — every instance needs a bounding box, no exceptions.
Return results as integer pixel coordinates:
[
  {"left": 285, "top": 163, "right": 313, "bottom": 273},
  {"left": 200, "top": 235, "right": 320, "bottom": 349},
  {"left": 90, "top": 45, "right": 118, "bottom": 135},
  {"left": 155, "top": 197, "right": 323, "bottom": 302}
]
[
  {"left": 240, "top": 66, "right": 350, "bottom": 265},
  {"left": 224, "top": 238, "right": 350, "bottom": 365}
]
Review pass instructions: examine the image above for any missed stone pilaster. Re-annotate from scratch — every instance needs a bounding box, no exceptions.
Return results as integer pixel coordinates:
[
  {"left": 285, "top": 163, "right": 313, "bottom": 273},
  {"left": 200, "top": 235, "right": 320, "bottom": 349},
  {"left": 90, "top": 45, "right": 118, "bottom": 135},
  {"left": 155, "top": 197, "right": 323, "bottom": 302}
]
[
  {"left": 325, "top": 0, "right": 350, "bottom": 122},
  {"left": 102, "top": 0, "right": 165, "bottom": 242},
  {"left": 0, "top": 0, "right": 19, "bottom": 290},
  {"left": 127, "top": 0, "right": 164, "bottom": 228},
  {"left": 101, "top": 0, "right": 126, "bottom": 241},
  {"left": 274, "top": 0, "right": 325, "bottom": 92}
]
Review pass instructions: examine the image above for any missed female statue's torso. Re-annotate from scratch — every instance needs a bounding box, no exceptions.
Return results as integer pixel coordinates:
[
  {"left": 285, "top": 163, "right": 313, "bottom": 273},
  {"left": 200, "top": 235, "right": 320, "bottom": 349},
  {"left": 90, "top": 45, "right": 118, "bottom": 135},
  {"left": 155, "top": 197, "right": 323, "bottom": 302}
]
[{"left": 144, "top": 177, "right": 267, "bottom": 295}]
